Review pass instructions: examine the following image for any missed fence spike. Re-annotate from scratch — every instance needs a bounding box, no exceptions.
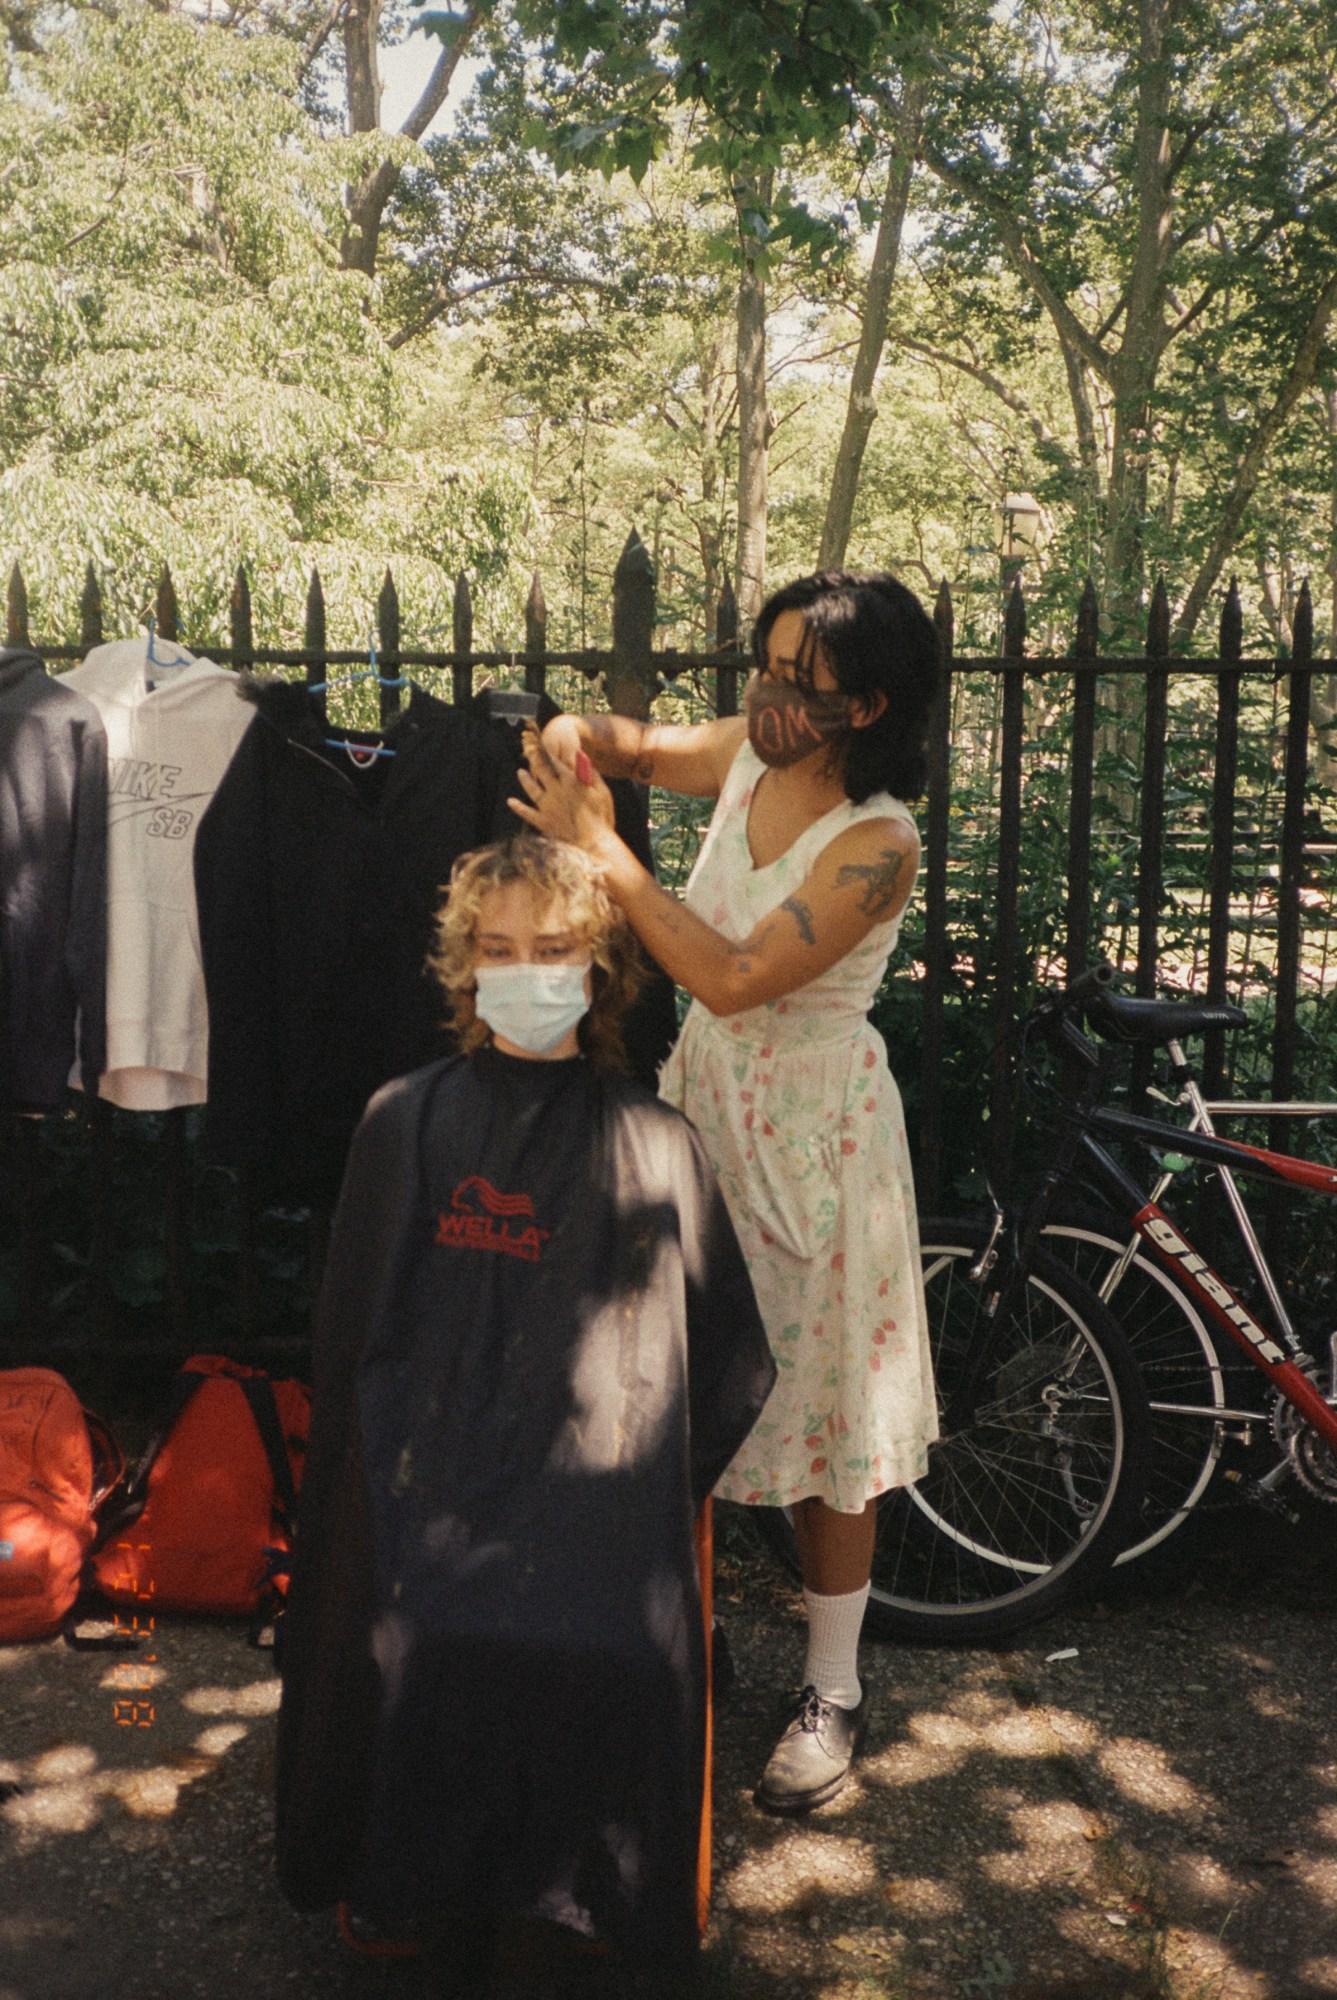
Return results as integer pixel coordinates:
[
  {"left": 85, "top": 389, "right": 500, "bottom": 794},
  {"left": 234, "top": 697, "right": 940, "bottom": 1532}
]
[
  {"left": 378, "top": 565, "right": 401, "bottom": 656},
  {"left": 523, "top": 568, "right": 548, "bottom": 698},
  {"left": 230, "top": 564, "right": 253, "bottom": 670},
  {"left": 525, "top": 568, "right": 548, "bottom": 651},
  {"left": 80, "top": 562, "right": 103, "bottom": 651},
  {"left": 716, "top": 574, "right": 738, "bottom": 650},
  {"left": 933, "top": 578, "right": 954, "bottom": 657},
  {"left": 304, "top": 567, "right": 326, "bottom": 653},
  {"left": 1147, "top": 574, "right": 1170, "bottom": 658},
  {"left": 1075, "top": 576, "right": 1099, "bottom": 656},
  {"left": 453, "top": 571, "right": 473, "bottom": 655},
  {"left": 377, "top": 567, "right": 402, "bottom": 724},
  {"left": 6, "top": 561, "right": 27, "bottom": 648},
  {"left": 452, "top": 571, "right": 473, "bottom": 707},
  {"left": 1293, "top": 577, "right": 1314, "bottom": 665},
  {"left": 304, "top": 566, "right": 326, "bottom": 693},
  {"left": 1002, "top": 574, "right": 1026, "bottom": 657},
  {"left": 1219, "top": 576, "right": 1243, "bottom": 661},
  {"left": 156, "top": 565, "right": 180, "bottom": 644},
  {"left": 610, "top": 527, "right": 657, "bottom": 720}
]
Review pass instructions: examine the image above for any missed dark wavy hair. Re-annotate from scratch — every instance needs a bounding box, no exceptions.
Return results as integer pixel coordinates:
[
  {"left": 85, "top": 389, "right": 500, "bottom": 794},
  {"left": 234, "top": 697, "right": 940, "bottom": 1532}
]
[{"left": 751, "top": 570, "right": 940, "bottom": 803}]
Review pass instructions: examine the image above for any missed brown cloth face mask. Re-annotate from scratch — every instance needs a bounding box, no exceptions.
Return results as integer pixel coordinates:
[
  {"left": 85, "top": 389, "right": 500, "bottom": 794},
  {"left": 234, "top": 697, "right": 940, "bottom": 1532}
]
[{"left": 745, "top": 675, "right": 852, "bottom": 768}]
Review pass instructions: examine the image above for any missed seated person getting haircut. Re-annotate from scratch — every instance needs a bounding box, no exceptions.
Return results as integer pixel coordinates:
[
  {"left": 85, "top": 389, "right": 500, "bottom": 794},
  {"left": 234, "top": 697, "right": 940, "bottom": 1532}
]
[{"left": 275, "top": 834, "right": 775, "bottom": 1980}]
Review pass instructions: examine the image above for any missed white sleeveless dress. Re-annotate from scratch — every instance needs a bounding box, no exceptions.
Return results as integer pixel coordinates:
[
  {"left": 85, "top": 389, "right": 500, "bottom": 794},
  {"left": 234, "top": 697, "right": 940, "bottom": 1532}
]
[{"left": 658, "top": 740, "right": 938, "bottom": 1513}]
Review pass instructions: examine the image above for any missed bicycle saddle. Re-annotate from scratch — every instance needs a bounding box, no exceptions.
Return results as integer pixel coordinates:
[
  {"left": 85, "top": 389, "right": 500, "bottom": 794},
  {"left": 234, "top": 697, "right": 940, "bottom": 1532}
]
[{"left": 1084, "top": 990, "right": 1248, "bottom": 1045}]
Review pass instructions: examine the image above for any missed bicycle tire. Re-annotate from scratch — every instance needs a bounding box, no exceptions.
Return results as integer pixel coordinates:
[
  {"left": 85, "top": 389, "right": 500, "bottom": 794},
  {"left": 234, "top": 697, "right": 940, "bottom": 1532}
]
[
  {"left": 1040, "top": 1214, "right": 1229, "bottom": 1566},
  {"left": 751, "top": 1217, "right": 1151, "bottom": 1644}
]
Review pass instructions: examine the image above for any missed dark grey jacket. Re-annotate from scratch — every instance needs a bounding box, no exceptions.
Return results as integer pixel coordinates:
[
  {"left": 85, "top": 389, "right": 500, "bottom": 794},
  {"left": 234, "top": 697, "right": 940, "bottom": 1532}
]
[{"left": 0, "top": 650, "right": 107, "bottom": 1108}]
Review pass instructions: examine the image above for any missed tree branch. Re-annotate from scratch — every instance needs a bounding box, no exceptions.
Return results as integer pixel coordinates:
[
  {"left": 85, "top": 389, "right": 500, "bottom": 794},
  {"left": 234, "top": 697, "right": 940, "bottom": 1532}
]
[
  {"left": 1171, "top": 267, "right": 1337, "bottom": 648},
  {"left": 299, "top": 0, "right": 347, "bottom": 79},
  {"left": 386, "top": 269, "right": 624, "bottom": 349},
  {"left": 893, "top": 330, "right": 1078, "bottom": 476},
  {"left": 342, "top": 5, "right": 482, "bottom": 278},
  {"left": 917, "top": 137, "right": 1112, "bottom": 380}
]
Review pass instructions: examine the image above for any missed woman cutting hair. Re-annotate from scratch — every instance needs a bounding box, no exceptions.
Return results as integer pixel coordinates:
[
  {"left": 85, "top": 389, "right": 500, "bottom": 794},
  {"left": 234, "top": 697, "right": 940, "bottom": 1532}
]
[{"left": 512, "top": 568, "right": 941, "bottom": 1815}]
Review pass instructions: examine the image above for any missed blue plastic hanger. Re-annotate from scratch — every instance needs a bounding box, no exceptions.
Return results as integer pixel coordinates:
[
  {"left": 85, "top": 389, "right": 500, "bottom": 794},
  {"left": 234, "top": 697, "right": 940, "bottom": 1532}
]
[
  {"left": 316, "top": 626, "right": 401, "bottom": 761},
  {"left": 308, "top": 627, "right": 406, "bottom": 696},
  {"left": 144, "top": 615, "right": 192, "bottom": 676}
]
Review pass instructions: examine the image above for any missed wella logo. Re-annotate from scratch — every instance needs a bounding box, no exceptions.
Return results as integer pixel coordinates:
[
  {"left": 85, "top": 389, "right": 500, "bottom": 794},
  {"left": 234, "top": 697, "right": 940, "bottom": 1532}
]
[{"left": 434, "top": 1176, "right": 550, "bottom": 1263}]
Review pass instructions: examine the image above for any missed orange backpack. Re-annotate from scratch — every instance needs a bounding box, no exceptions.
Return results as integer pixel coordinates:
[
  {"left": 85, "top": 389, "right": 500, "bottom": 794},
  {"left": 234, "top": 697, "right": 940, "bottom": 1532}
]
[
  {"left": 92, "top": 1356, "right": 309, "bottom": 1616},
  {"left": 0, "top": 1368, "right": 123, "bottom": 1641}
]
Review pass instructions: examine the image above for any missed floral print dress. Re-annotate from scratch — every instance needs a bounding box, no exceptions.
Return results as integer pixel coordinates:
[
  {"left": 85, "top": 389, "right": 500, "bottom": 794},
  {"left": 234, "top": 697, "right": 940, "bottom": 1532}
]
[{"left": 658, "top": 740, "right": 938, "bottom": 1513}]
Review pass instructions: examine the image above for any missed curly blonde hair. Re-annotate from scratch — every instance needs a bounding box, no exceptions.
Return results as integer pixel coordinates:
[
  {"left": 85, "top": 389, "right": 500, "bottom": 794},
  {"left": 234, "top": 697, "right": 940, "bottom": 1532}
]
[{"left": 431, "top": 835, "right": 645, "bottom": 1072}]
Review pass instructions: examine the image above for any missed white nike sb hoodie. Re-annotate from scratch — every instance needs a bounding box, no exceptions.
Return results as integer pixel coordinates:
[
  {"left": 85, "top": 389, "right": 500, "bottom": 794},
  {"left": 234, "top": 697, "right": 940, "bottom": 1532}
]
[{"left": 61, "top": 637, "right": 254, "bottom": 1110}]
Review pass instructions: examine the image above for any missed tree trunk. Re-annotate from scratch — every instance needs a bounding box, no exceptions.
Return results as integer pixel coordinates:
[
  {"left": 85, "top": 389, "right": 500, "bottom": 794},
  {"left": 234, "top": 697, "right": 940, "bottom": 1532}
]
[
  {"left": 1171, "top": 269, "right": 1337, "bottom": 650},
  {"left": 695, "top": 324, "right": 730, "bottom": 623},
  {"left": 1100, "top": 0, "right": 1173, "bottom": 645},
  {"left": 340, "top": 3, "right": 481, "bottom": 280},
  {"left": 818, "top": 80, "right": 924, "bottom": 570},
  {"left": 733, "top": 167, "right": 773, "bottom": 625}
]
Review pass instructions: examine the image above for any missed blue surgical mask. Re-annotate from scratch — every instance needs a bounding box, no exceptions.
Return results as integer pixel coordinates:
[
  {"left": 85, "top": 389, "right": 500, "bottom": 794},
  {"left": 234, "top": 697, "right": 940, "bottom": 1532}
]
[{"left": 473, "top": 962, "right": 592, "bottom": 1056}]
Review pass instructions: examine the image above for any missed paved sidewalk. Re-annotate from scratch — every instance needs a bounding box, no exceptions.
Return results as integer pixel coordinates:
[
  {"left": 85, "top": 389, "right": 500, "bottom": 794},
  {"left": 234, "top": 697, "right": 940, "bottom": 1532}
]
[{"left": 2, "top": 1504, "right": 1336, "bottom": 2000}]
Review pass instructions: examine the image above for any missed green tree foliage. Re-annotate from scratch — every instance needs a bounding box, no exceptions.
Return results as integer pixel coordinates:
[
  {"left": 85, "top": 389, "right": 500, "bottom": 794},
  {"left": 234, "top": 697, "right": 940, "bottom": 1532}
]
[
  {"left": 907, "top": 0, "right": 1337, "bottom": 645},
  {"left": 0, "top": 2, "right": 533, "bottom": 645}
]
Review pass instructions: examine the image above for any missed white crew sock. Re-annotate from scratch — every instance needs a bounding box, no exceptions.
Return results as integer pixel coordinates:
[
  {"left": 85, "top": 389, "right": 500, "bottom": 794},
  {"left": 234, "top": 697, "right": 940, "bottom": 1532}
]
[{"left": 801, "top": 1583, "right": 870, "bottom": 1710}]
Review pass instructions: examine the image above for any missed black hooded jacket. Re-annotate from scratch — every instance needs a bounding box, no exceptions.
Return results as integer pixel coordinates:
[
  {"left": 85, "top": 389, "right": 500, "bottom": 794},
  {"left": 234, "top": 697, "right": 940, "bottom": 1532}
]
[{"left": 193, "top": 676, "right": 518, "bottom": 1198}]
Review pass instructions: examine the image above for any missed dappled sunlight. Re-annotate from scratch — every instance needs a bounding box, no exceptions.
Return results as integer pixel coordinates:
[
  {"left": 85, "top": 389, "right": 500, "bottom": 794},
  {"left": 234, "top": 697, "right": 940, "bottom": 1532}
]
[
  {"left": 2, "top": 1736, "right": 218, "bottom": 1839},
  {"left": 193, "top": 1721, "right": 249, "bottom": 1756},
  {"left": 1169, "top": 1932, "right": 1270, "bottom": 2000},
  {"left": 1096, "top": 1736, "right": 1212, "bottom": 1814},
  {"left": 1051, "top": 1904, "right": 1142, "bottom": 1960},
  {"left": 980, "top": 1800, "right": 1098, "bottom": 1890},
  {"left": 1166, "top": 1849, "right": 1253, "bottom": 1907},
  {"left": 1009, "top": 1799, "right": 1102, "bottom": 1846},
  {"left": 1295, "top": 1856, "right": 1337, "bottom": 1901},
  {"left": 1034, "top": 1706, "right": 1100, "bottom": 1753},
  {"left": 181, "top": 1678, "right": 280, "bottom": 1717},
  {"left": 1297, "top": 1956, "right": 1337, "bottom": 1991},
  {"left": 880, "top": 1874, "right": 962, "bottom": 1918},
  {"left": 723, "top": 1832, "right": 879, "bottom": 1915},
  {"left": 860, "top": 1735, "right": 967, "bottom": 1786},
  {"left": 28, "top": 1744, "right": 96, "bottom": 1784},
  {"left": 103, "top": 1759, "right": 212, "bottom": 1819},
  {"left": 4, "top": 1777, "right": 101, "bottom": 1836}
]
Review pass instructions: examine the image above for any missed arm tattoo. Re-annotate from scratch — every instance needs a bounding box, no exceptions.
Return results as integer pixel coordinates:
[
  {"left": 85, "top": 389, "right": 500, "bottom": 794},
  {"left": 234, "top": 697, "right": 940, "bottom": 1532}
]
[
  {"left": 781, "top": 895, "right": 816, "bottom": 946},
  {"left": 834, "top": 846, "right": 906, "bottom": 919},
  {"left": 726, "top": 920, "right": 777, "bottom": 962}
]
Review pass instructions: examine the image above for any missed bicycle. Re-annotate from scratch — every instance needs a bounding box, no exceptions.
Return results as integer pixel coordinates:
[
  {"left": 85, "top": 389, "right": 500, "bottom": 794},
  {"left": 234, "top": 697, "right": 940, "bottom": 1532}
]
[{"left": 753, "top": 964, "right": 1337, "bottom": 1642}]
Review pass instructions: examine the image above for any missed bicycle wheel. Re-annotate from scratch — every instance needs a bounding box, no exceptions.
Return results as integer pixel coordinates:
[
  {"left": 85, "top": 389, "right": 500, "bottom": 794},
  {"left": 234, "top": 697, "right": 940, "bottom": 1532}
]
[
  {"left": 1040, "top": 1215, "right": 1229, "bottom": 1566},
  {"left": 751, "top": 1218, "right": 1150, "bottom": 1645}
]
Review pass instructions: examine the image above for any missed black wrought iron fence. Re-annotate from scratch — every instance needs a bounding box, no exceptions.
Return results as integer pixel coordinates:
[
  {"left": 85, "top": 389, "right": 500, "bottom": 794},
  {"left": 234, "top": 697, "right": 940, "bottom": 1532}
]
[{"left": 3, "top": 542, "right": 1335, "bottom": 1362}]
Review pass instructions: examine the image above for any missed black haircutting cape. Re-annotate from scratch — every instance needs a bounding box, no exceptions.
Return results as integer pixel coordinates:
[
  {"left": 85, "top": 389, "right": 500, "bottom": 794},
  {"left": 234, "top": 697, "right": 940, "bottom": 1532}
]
[{"left": 276, "top": 1047, "right": 774, "bottom": 1968}]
